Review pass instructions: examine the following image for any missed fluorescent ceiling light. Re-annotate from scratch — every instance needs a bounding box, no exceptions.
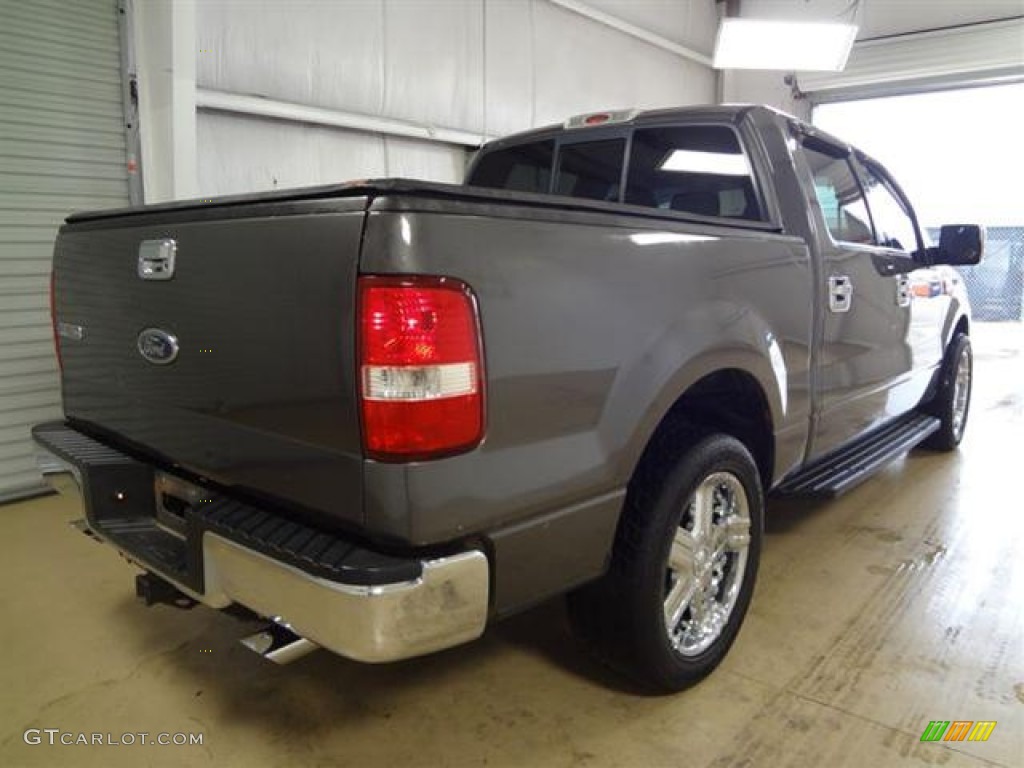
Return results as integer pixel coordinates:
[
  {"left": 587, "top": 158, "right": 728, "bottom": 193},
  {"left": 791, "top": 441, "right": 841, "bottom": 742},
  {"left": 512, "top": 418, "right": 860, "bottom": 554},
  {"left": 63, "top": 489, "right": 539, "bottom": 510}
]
[
  {"left": 713, "top": 17, "right": 858, "bottom": 71},
  {"left": 659, "top": 149, "right": 750, "bottom": 176}
]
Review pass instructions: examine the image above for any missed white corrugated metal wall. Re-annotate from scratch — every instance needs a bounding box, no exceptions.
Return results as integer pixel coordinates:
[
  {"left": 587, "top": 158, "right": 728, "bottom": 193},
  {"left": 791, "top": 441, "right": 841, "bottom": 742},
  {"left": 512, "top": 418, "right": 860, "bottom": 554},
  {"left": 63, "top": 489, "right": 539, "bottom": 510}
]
[
  {"left": 192, "top": 0, "right": 719, "bottom": 197},
  {"left": 0, "top": 0, "right": 130, "bottom": 501}
]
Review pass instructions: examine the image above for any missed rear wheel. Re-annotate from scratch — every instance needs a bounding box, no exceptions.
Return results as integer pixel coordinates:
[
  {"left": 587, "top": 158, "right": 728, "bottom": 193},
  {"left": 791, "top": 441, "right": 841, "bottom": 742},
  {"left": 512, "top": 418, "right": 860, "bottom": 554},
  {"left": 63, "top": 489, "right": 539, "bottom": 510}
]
[
  {"left": 568, "top": 433, "right": 763, "bottom": 692},
  {"left": 923, "top": 333, "right": 972, "bottom": 451}
]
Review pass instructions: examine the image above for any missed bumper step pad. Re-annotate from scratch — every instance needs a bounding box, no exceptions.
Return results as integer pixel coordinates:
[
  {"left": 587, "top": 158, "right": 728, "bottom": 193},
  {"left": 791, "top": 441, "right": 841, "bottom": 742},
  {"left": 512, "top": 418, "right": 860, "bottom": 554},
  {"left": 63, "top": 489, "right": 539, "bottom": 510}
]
[
  {"left": 202, "top": 499, "right": 420, "bottom": 585},
  {"left": 32, "top": 422, "right": 422, "bottom": 591}
]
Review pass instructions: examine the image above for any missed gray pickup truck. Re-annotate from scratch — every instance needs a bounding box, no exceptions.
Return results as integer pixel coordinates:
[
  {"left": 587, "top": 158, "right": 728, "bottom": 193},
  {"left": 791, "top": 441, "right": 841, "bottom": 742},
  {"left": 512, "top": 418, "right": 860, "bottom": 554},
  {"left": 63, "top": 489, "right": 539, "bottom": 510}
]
[{"left": 34, "top": 105, "right": 982, "bottom": 691}]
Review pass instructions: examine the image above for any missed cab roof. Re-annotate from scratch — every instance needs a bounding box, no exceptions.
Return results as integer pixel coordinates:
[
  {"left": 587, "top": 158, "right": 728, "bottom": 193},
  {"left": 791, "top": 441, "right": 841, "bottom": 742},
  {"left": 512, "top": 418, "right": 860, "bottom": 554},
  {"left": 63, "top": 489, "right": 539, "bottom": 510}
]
[{"left": 481, "top": 104, "right": 770, "bottom": 151}]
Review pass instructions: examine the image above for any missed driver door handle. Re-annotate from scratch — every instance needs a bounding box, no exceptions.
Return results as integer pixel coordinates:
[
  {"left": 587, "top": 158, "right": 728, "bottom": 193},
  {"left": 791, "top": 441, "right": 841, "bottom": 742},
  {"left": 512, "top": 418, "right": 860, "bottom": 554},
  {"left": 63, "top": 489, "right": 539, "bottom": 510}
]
[{"left": 829, "top": 275, "right": 853, "bottom": 313}]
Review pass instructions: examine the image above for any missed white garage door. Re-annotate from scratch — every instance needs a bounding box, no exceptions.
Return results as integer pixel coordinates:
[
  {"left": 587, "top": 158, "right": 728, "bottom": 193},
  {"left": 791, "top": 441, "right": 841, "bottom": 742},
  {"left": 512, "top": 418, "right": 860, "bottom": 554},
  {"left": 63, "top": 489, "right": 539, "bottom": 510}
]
[
  {"left": 0, "top": 0, "right": 130, "bottom": 501},
  {"left": 800, "top": 18, "right": 1024, "bottom": 103}
]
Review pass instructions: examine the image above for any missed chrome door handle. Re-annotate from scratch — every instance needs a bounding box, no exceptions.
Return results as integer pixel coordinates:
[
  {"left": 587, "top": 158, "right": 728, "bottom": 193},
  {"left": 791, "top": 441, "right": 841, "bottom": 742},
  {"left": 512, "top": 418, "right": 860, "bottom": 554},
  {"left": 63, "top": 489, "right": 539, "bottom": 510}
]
[
  {"left": 829, "top": 275, "right": 853, "bottom": 313},
  {"left": 896, "top": 275, "right": 911, "bottom": 307}
]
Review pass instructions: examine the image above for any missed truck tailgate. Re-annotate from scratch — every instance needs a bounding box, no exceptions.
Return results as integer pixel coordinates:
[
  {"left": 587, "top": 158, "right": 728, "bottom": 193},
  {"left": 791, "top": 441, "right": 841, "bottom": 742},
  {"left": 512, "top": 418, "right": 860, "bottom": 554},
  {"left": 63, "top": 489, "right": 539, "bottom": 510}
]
[{"left": 53, "top": 197, "right": 367, "bottom": 528}]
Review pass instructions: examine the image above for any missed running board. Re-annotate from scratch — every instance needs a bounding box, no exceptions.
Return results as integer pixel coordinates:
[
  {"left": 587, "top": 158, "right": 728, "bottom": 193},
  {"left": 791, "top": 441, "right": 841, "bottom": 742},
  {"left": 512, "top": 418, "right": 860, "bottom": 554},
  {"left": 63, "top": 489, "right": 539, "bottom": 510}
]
[{"left": 775, "top": 413, "right": 940, "bottom": 498}]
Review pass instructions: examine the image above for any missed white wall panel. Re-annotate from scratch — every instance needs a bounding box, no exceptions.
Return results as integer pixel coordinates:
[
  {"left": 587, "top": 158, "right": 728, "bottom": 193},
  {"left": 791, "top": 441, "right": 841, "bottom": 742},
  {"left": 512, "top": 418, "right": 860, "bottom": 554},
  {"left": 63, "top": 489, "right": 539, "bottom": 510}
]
[
  {"left": 198, "top": 112, "right": 386, "bottom": 196},
  {"left": 582, "top": 0, "right": 718, "bottom": 54},
  {"left": 532, "top": 1, "right": 714, "bottom": 126},
  {"left": 721, "top": 70, "right": 811, "bottom": 121},
  {"left": 482, "top": 0, "right": 535, "bottom": 137},
  {"left": 382, "top": 0, "right": 484, "bottom": 131},
  {"left": 197, "top": 0, "right": 385, "bottom": 116},
  {"left": 384, "top": 136, "right": 467, "bottom": 181},
  {"left": 189, "top": 0, "right": 719, "bottom": 196},
  {"left": 134, "top": 0, "right": 175, "bottom": 202},
  {"left": 198, "top": 112, "right": 467, "bottom": 195}
]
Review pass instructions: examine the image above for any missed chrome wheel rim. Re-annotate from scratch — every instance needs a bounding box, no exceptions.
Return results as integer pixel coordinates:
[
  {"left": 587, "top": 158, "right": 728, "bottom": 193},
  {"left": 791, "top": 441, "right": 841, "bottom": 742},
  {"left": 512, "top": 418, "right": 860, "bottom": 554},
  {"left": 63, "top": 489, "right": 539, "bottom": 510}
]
[
  {"left": 951, "top": 346, "right": 971, "bottom": 439},
  {"left": 663, "top": 471, "right": 751, "bottom": 657}
]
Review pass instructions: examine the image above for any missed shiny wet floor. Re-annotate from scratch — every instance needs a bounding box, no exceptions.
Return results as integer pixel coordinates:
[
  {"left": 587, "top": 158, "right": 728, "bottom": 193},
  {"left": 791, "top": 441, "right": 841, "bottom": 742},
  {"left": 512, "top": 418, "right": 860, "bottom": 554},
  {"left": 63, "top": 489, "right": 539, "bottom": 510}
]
[{"left": 1, "top": 324, "right": 1021, "bottom": 768}]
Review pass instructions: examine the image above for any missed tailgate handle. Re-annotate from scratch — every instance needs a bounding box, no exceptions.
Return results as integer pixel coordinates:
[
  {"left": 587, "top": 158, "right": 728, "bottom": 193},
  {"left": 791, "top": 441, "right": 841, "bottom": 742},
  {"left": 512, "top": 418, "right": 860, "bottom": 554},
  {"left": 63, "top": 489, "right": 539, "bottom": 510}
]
[{"left": 138, "top": 239, "right": 177, "bottom": 280}]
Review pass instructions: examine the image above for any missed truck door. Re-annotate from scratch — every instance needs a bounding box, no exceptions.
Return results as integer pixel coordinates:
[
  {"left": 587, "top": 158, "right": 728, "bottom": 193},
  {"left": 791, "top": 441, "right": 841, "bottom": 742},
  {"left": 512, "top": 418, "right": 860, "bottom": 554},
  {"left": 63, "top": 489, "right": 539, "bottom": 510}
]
[
  {"left": 853, "top": 156, "right": 947, "bottom": 400},
  {"left": 796, "top": 136, "right": 917, "bottom": 459}
]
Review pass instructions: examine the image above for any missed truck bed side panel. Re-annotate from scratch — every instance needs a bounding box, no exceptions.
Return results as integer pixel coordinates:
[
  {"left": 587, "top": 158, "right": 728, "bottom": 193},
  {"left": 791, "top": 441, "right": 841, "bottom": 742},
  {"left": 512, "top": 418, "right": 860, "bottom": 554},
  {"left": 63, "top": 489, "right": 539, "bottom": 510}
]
[{"left": 360, "top": 199, "right": 813, "bottom": 586}]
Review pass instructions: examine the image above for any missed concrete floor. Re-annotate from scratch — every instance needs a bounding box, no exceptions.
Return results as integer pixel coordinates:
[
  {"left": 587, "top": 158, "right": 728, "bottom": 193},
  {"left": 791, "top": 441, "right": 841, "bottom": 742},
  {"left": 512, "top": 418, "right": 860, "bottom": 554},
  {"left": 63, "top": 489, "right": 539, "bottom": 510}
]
[{"left": 1, "top": 324, "right": 1021, "bottom": 768}]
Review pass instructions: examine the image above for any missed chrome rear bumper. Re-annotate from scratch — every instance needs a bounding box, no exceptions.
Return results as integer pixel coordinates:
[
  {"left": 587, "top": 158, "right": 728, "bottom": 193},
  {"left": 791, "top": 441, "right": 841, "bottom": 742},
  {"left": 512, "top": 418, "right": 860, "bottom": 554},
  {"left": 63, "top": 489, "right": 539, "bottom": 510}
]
[
  {"left": 199, "top": 535, "right": 489, "bottom": 663},
  {"left": 34, "top": 425, "right": 489, "bottom": 664}
]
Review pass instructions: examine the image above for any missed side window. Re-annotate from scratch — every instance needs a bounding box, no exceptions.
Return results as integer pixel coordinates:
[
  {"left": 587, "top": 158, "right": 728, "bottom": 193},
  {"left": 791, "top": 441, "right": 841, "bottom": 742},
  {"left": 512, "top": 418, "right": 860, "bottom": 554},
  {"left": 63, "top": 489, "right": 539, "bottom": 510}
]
[
  {"left": 857, "top": 162, "right": 918, "bottom": 252},
  {"left": 468, "top": 141, "right": 553, "bottom": 194},
  {"left": 625, "top": 125, "right": 764, "bottom": 221},
  {"left": 554, "top": 139, "right": 625, "bottom": 202},
  {"left": 802, "top": 144, "right": 874, "bottom": 244}
]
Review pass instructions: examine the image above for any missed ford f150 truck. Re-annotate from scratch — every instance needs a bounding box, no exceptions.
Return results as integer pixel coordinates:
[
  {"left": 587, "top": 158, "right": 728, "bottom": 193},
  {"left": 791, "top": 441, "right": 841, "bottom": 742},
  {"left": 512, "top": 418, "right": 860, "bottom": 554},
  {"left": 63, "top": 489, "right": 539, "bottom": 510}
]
[{"left": 34, "top": 105, "right": 983, "bottom": 691}]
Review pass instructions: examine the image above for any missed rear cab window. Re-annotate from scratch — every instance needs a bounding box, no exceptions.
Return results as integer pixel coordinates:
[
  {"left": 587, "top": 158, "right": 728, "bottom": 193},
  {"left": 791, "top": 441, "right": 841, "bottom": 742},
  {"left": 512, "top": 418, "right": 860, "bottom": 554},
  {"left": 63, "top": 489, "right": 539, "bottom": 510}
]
[
  {"left": 467, "top": 120, "right": 768, "bottom": 224},
  {"left": 555, "top": 139, "right": 625, "bottom": 202},
  {"left": 469, "top": 140, "right": 553, "bottom": 194},
  {"left": 625, "top": 125, "right": 764, "bottom": 221}
]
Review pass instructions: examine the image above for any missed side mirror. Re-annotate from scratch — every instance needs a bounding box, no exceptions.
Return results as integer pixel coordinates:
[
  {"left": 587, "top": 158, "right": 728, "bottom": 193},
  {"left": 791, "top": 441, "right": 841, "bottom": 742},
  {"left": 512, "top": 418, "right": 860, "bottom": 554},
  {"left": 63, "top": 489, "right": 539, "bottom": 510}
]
[{"left": 927, "top": 224, "right": 985, "bottom": 266}]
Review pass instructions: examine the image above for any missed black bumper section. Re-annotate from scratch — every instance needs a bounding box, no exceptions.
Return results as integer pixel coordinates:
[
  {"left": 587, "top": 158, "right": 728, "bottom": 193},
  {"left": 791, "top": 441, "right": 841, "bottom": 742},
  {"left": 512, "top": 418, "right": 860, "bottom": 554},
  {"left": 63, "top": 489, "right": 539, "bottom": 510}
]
[{"left": 32, "top": 422, "right": 422, "bottom": 593}]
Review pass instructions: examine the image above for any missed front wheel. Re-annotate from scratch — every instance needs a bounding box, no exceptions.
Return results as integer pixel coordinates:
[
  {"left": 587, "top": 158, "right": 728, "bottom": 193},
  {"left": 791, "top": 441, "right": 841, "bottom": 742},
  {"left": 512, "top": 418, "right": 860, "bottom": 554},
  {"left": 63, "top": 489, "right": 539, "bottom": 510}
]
[
  {"left": 568, "top": 434, "right": 763, "bottom": 692},
  {"left": 923, "top": 333, "right": 972, "bottom": 451}
]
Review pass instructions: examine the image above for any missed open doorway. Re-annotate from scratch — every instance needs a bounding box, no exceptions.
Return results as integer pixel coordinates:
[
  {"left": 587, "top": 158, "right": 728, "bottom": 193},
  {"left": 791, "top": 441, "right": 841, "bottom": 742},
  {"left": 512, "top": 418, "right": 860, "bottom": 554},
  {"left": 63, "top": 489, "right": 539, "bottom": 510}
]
[
  {"left": 814, "top": 83, "right": 1024, "bottom": 324},
  {"left": 814, "top": 83, "right": 1024, "bottom": 419}
]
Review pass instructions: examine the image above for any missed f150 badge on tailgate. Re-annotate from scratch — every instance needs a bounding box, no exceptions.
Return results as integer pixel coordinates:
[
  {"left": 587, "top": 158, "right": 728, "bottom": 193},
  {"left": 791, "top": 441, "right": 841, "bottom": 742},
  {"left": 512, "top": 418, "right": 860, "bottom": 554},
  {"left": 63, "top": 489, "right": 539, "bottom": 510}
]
[{"left": 137, "top": 328, "right": 179, "bottom": 365}]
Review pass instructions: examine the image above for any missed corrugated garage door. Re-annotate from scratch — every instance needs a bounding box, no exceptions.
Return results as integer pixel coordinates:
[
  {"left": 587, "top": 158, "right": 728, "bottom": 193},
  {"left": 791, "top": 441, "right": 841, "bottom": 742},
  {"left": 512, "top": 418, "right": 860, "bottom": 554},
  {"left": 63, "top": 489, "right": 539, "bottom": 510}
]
[
  {"left": 799, "top": 18, "right": 1024, "bottom": 103},
  {"left": 0, "top": 0, "right": 130, "bottom": 501}
]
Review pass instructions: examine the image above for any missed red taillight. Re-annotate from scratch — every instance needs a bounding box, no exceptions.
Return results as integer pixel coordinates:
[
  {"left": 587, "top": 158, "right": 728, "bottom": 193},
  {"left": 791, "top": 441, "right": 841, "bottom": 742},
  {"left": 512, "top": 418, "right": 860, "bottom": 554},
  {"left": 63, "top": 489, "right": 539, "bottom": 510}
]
[
  {"left": 358, "top": 275, "right": 485, "bottom": 460},
  {"left": 50, "top": 270, "right": 62, "bottom": 371}
]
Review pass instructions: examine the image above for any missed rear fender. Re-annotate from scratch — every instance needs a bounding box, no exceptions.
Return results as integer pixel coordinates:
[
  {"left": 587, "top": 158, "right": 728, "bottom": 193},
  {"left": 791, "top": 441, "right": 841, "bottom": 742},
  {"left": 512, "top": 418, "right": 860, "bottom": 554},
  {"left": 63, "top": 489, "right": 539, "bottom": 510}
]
[{"left": 603, "top": 301, "right": 789, "bottom": 486}]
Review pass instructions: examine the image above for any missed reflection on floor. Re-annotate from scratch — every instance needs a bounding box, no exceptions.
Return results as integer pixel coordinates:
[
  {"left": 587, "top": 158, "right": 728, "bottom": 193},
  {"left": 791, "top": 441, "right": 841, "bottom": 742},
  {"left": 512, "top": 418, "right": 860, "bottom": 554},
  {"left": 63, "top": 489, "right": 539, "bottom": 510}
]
[{"left": 1, "top": 324, "right": 1021, "bottom": 768}]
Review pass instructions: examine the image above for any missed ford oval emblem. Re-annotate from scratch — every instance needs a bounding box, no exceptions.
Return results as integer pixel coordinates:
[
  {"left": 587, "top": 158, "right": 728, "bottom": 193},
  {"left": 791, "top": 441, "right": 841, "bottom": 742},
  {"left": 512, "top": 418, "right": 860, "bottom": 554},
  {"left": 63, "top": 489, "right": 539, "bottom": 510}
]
[{"left": 137, "top": 328, "right": 180, "bottom": 365}]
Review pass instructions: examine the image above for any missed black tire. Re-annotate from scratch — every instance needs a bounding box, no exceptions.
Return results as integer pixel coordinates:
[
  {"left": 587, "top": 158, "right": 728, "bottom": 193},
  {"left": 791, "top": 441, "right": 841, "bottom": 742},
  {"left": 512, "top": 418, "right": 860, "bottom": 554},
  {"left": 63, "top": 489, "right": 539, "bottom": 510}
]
[
  {"left": 922, "top": 333, "right": 972, "bottom": 452},
  {"left": 567, "top": 433, "right": 763, "bottom": 693}
]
